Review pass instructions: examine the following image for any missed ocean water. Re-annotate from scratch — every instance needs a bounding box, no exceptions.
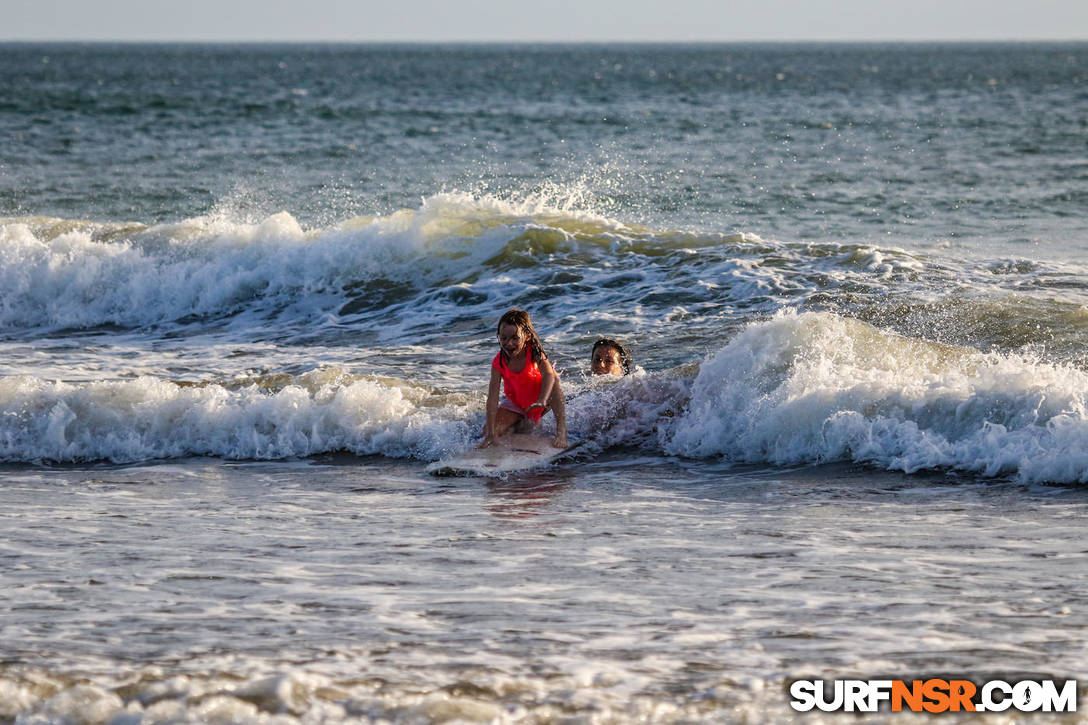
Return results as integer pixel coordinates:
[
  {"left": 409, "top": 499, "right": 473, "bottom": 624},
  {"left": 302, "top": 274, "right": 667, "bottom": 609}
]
[{"left": 1, "top": 42, "right": 1088, "bottom": 723}]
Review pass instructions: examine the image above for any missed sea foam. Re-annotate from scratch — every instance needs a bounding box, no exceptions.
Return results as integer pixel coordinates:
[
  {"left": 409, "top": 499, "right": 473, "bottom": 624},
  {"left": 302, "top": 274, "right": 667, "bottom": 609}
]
[
  {"left": 0, "top": 195, "right": 548, "bottom": 332},
  {"left": 667, "top": 311, "right": 1088, "bottom": 483},
  {"left": 5, "top": 311, "right": 1088, "bottom": 484},
  {"left": 0, "top": 197, "right": 845, "bottom": 340},
  {"left": 0, "top": 371, "right": 473, "bottom": 463}
]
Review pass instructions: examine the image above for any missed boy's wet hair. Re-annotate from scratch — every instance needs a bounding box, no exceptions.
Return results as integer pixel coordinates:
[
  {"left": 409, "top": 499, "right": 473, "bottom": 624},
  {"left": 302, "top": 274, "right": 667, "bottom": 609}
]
[
  {"left": 497, "top": 308, "right": 548, "bottom": 364},
  {"left": 591, "top": 337, "right": 631, "bottom": 375}
]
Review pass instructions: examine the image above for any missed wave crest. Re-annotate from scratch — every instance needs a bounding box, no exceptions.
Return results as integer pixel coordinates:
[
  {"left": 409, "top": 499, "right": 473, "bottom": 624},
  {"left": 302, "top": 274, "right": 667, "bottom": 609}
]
[
  {"left": 666, "top": 312, "right": 1088, "bottom": 483},
  {"left": 0, "top": 370, "right": 473, "bottom": 463},
  {"left": 0, "top": 193, "right": 643, "bottom": 333}
]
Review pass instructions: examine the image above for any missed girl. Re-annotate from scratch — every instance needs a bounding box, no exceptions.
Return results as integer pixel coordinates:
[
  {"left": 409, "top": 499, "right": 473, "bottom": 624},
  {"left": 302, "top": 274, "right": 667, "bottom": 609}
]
[
  {"left": 480, "top": 308, "right": 568, "bottom": 449},
  {"left": 590, "top": 337, "right": 632, "bottom": 377}
]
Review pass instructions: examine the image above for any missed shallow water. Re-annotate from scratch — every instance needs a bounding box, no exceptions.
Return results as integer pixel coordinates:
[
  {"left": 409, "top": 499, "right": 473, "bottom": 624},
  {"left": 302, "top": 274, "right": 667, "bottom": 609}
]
[{"left": 4, "top": 458, "right": 1088, "bottom": 722}]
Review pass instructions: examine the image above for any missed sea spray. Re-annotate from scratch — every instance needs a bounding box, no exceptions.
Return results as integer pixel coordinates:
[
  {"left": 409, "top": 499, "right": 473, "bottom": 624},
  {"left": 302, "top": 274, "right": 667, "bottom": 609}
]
[
  {"left": 1, "top": 197, "right": 940, "bottom": 342},
  {"left": 564, "top": 367, "right": 694, "bottom": 451},
  {"left": 4, "top": 311, "right": 1088, "bottom": 484},
  {"left": 0, "top": 372, "right": 474, "bottom": 463},
  {"left": 0, "top": 195, "right": 643, "bottom": 334},
  {"left": 667, "top": 311, "right": 1088, "bottom": 483}
]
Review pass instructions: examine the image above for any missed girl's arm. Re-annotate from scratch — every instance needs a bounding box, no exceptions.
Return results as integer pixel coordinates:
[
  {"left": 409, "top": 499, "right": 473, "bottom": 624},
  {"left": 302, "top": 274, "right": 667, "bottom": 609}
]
[
  {"left": 528, "top": 358, "right": 567, "bottom": 448},
  {"left": 548, "top": 375, "right": 568, "bottom": 448},
  {"left": 533, "top": 358, "right": 557, "bottom": 410},
  {"left": 478, "top": 367, "right": 503, "bottom": 448}
]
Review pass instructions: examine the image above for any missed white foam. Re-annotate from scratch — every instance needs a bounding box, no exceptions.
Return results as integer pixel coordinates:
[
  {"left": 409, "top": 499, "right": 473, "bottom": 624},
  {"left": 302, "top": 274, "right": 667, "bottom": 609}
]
[
  {"left": 0, "top": 370, "right": 473, "bottom": 463},
  {"left": 565, "top": 368, "right": 692, "bottom": 451},
  {"left": 0, "top": 193, "right": 633, "bottom": 334},
  {"left": 17, "top": 684, "right": 124, "bottom": 725},
  {"left": 667, "top": 311, "right": 1088, "bottom": 484},
  {"left": 0, "top": 664, "right": 798, "bottom": 725}
]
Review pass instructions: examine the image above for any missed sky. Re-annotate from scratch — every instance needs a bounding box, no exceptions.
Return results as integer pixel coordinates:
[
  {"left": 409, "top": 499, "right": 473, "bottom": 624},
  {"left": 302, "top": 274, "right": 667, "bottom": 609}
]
[{"left": 6, "top": 0, "right": 1088, "bottom": 42}]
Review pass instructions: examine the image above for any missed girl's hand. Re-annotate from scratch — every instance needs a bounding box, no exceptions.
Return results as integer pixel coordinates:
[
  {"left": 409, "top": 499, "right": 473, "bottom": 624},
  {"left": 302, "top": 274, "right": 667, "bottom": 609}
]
[
  {"left": 525, "top": 402, "right": 545, "bottom": 413},
  {"left": 478, "top": 434, "right": 496, "bottom": 449},
  {"left": 551, "top": 431, "right": 568, "bottom": 449}
]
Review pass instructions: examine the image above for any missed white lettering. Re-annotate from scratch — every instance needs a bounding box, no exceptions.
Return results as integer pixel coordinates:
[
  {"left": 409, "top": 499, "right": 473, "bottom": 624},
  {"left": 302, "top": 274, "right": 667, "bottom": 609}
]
[
  {"left": 1041, "top": 680, "right": 1077, "bottom": 713},
  {"left": 844, "top": 680, "right": 868, "bottom": 712},
  {"left": 868, "top": 680, "right": 893, "bottom": 711},
  {"left": 789, "top": 681, "right": 817, "bottom": 712},
  {"left": 1014, "top": 681, "right": 1043, "bottom": 712},
  {"left": 982, "top": 680, "right": 1012, "bottom": 712},
  {"left": 817, "top": 680, "right": 844, "bottom": 712}
]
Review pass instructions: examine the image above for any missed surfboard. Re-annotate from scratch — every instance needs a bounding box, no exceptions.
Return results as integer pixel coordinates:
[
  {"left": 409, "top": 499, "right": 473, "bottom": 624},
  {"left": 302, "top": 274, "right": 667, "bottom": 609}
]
[{"left": 427, "top": 434, "right": 579, "bottom": 477}]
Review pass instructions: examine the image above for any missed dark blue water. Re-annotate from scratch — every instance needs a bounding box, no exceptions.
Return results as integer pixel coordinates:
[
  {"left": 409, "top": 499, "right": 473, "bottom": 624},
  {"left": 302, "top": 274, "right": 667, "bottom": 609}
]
[{"left": 4, "top": 43, "right": 1086, "bottom": 248}]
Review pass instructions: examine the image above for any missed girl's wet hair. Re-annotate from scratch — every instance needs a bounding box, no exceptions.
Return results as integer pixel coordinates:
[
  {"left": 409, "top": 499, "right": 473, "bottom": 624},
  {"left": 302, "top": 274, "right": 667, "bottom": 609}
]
[
  {"left": 497, "top": 308, "right": 548, "bottom": 364},
  {"left": 592, "top": 337, "right": 631, "bottom": 375}
]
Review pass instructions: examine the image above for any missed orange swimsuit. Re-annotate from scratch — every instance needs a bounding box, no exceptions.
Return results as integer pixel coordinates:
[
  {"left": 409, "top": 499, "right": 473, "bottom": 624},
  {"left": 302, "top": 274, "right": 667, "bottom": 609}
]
[{"left": 492, "top": 348, "right": 546, "bottom": 423}]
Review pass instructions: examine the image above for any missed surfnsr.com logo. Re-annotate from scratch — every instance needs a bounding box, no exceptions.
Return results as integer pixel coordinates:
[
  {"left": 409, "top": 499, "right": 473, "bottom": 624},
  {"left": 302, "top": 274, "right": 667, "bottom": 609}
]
[{"left": 789, "top": 679, "right": 1077, "bottom": 713}]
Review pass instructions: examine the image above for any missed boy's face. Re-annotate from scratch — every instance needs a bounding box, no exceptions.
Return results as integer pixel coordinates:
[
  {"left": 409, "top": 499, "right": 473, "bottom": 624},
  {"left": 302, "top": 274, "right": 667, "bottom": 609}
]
[{"left": 591, "top": 345, "right": 624, "bottom": 376}]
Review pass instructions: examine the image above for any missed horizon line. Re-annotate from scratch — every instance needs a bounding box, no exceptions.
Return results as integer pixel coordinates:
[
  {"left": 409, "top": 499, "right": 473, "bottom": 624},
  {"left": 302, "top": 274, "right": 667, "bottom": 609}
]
[{"left": 3, "top": 37, "right": 1087, "bottom": 45}]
